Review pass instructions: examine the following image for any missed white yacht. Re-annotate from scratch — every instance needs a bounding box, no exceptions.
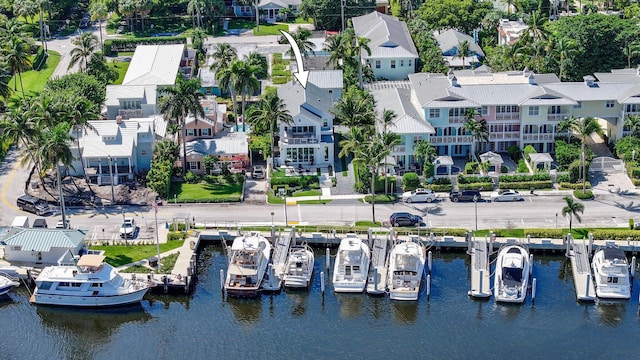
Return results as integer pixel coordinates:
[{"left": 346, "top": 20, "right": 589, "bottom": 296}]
[
  {"left": 30, "top": 254, "right": 150, "bottom": 307},
  {"left": 494, "top": 244, "right": 531, "bottom": 304},
  {"left": 224, "top": 232, "right": 272, "bottom": 297},
  {"left": 283, "top": 244, "right": 315, "bottom": 289},
  {"left": 388, "top": 239, "right": 426, "bottom": 301},
  {"left": 591, "top": 246, "right": 631, "bottom": 299},
  {"left": 0, "top": 273, "right": 19, "bottom": 296},
  {"left": 332, "top": 235, "right": 371, "bottom": 293}
]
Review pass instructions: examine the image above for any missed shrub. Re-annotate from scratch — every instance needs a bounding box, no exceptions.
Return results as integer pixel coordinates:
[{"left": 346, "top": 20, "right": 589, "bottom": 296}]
[
  {"left": 272, "top": 76, "right": 290, "bottom": 84},
  {"left": 428, "top": 184, "right": 453, "bottom": 192},
  {"left": 497, "top": 181, "right": 552, "bottom": 190},
  {"left": 464, "top": 162, "right": 479, "bottom": 174},
  {"left": 184, "top": 171, "right": 200, "bottom": 184},
  {"left": 630, "top": 218, "right": 635, "bottom": 230},
  {"left": 517, "top": 159, "right": 529, "bottom": 172},
  {"left": 518, "top": 228, "right": 564, "bottom": 239},
  {"left": 559, "top": 181, "right": 591, "bottom": 189},
  {"left": 632, "top": 168, "right": 640, "bottom": 179},
  {"left": 573, "top": 189, "right": 593, "bottom": 199},
  {"left": 507, "top": 144, "right": 522, "bottom": 161},
  {"left": 523, "top": 145, "right": 537, "bottom": 160},
  {"left": 458, "top": 175, "right": 492, "bottom": 184},
  {"left": 402, "top": 172, "right": 420, "bottom": 191},
  {"left": 167, "top": 231, "right": 188, "bottom": 241},
  {"left": 499, "top": 174, "right": 550, "bottom": 182},
  {"left": 591, "top": 229, "right": 640, "bottom": 240}
]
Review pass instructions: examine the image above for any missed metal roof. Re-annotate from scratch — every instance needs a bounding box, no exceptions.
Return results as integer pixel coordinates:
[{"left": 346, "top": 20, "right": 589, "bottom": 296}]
[
  {"left": 184, "top": 132, "right": 248, "bottom": 157},
  {"left": 435, "top": 29, "right": 484, "bottom": 57},
  {"left": 2, "top": 228, "right": 85, "bottom": 252},
  {"left": 372, "top": 88, "right": 434, "bottom": 134},
  {"left": 352, "top": 12, "right": 418, "bottom": 59},
  {"left": 123, "top": 44, "right": 184, "bottom": 86},
  {"left": 73, "top": 117, "right": 164, "bottom": 158}
]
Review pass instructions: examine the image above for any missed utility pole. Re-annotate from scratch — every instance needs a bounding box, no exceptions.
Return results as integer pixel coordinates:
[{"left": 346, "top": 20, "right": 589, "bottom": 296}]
[{"left": 341, "top": 0, "right": 346, "bottom": 32}]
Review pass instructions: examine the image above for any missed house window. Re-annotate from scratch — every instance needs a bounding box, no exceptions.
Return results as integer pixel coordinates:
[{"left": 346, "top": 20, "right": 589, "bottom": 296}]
[
  {"left": 187, "top": 129, "right": 195, "bottom": 136},
  {"left": 413, "top": 136, "right": 423, "bottom": 144},
  {"left": 390, "top": 60, "right": 396, "bottom": 69},
  {"left": 429, "top": 109, "right": 440, "bottom": 118},
  {"left": 408, "top": 60, "right": 412, "bottom": 67},
  {"left": 400, "top": 60, "right": 404, "bottom": 67},
  {"left": 201, "top": 128, "right": 211, "bottom": 136},
  {"left": 548, "top": 105, "right": 562, "bottom": 114},
  {"left": 189, "top": 161, "right": 200, "bottom": 170},
  {"left": 626, "top": 104, "right": 640, "bottom": 112},
  {"left": 573, "top": 101, "right": 582, "bottom": 109},
  {"left": 323, "top": 119, "right": 328, "bottom": 128},
  {"left": 605, "top": 100, "right": 615, "bottom": 108},
  {"left": 528, "top": 106, "right": 539, "bottom": 116},
  {"left": 141, "top": 150, "right": 147, "bottom": 156},
  {"left": 375, "top": 60, "right": 381, "bottom": 69},
  {"left": 481, "top": 106, "right": 488, "bottom": 116}
]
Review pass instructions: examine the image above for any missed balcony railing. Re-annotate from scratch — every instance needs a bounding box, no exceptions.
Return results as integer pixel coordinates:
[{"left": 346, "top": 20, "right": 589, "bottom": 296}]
[
  {"left": 282, "top": 131, "right": 318, "bottom": 144},
  {"left": 489, "top": 132, "right": 520, "bottom": 140},
  {"left": 118, "top": 109, "right": 143, "bottom": 119},
  {"left": 448, "top": 116, "right": 466, "bottom": 124},
  {"left": 392, "top": 145, "right": 406, "bottom": 153},
  {"left": 522, "top": 133, "right": 554, "bottom": 141},
  {"left": 430, "top": 135, "right": 472, "bottom": 144},
  {"left": 495, "top": 113, "right": 520, "bottom": 120},
  {"left": 547, "top": 114, "right": 568, "bottom": 121}
]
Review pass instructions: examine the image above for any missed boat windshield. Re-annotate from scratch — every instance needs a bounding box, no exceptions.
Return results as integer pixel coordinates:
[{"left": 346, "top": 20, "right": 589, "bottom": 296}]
[{"left": 502, "top": 267, "right": 523, "bottom": 284}]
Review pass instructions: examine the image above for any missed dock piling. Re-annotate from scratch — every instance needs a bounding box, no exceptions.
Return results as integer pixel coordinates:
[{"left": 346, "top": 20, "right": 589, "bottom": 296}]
[
  {"left": 325, "top": 248, "right": 330, "bottom": 270},
  {"left": 320, "top": 271, "right": 325, "bottom": 295},
  {"left": 532, "top": 278, "right": 537, "bottom": 303},
  {"left": 428, "top": 251, "right": 432, "bottom": 274},
  {"left": 373, "top": 269, "right": 378, "bottom": 292},
  {"left": 426, "top": 274, "right": 431, "bottom": 300},
  {"left": 585, "top": 274, "right": 590, "bottom": 298},
  {"left": 529, "top": 254, "right": 534, "bottom": 276},
  {"left": 631, "top": 256, "right": 636, "bottom": 277},
  {"left": 588, "top": 233, "right": 593, "bottom": 255},
  {"left": 268, "top": 264, "right": 274, "bottom": 288},
  {"left": 163, "top": 276, "right": 169, "bottom": 293},
  {"left": 220, "top": 269, "right": 224, "bottom": 291}
]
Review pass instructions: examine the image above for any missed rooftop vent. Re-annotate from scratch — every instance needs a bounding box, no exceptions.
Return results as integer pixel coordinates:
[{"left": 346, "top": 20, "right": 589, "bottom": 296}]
[{"left": 583, "top": 75, "right": 596, "bottom": 87}]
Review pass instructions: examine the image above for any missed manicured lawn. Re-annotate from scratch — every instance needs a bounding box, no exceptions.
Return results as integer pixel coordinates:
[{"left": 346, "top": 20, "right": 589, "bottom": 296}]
[
  {"left": 120, "top": 253, "right": 179, "bottom": 274},
  {"left": 108, "top": 60, "right": 130, "bottom": 85},
  {"left": 362, "top": 194, "right": 397, "bottom": 203},
  {"left": 226, "top": 19, "right": 288, "bottom": 36},
  {"left": 294, "top": 189, "right": 321, "bottom": 197},
  {"left": 169, "top": 181, "right": 243, "bottom": 203},
  {"left": 91, "top": 240, "right": 185, "bottom": 267},
  {"left": 8, "top": 51, "right": 60, "bottom": 99}
]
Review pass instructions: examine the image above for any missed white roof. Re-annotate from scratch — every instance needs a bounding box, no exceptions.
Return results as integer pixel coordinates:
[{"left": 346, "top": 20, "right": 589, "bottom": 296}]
[
  {"left": 372, "top": 88, "right": 434, "bottom": 134},
  {"left": 123, "top": 44, "right": 184, "bottom": 86},
  {"left": 352, "top": 12, "right": 418, "bottom": 59},
  {"left": 435, "top": 29, "right": 484, "bottom": 56},
  {"left": 73, "top": 117, "right": 164, "bottom": 158},
  {"left": 105, "top": 85, "right": 157, "bottom": 107},
  {"left": 184, "top": 132, "right": 248, "bottom": 157}
]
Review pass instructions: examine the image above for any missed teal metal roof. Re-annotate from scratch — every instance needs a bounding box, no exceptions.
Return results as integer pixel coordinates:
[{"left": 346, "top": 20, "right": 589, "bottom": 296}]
[{"left": 2, "top": 228, "right": 85, "bottom": 252}]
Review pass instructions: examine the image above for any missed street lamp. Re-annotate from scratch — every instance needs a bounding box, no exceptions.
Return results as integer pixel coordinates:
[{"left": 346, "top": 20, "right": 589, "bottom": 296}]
[
  {"left": 556, "top": 213, "right": 558, "bottom": 229},
  {"left": 271, "top": 211, "right": 274, "bottom": 226},
  {"left": 473, "top": 195, "right": 478, "bottom": 231},
  {"left": 108, "top": 155, "right": 115, "bottom": 204}
]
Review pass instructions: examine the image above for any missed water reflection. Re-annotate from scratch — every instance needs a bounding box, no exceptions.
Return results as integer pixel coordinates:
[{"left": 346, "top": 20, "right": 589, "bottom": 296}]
[
  {"left": 390, "top": 301, "right": 418, "bottom": 324},
  {"left": 336, "top": 293, "right": 363, "bottom": 318},
  {"left": 285, "top": 289, "right": 309, "bottom": 317},
  {"left": 495, "top": 302, "right": 524, "bottom": 320},
  {"left": 596, "top": 301, "right": 627, "bottom": 327},
  {"left": 226, "top": 296, "right": 262, "bottom": 324}
]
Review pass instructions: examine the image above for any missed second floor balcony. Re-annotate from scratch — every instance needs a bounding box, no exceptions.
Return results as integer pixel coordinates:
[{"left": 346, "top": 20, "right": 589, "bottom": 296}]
[
  {"left": 430, "top": 135, "right": 472, "bottom": 144},
  {"left": 522, "top": 132, "right": 555, "bottom": 141},
  {"left": 489, "top": 132, "right": 520, "bottom": 140},
  {"left": 118, "top": 108, "right": 143, "bottom": 119},
  {"left": 547, "top": 113, "right": 568, "bottom": 122},
  {"left": 281, "top": 131, "right": 319, "bottom": 145}
]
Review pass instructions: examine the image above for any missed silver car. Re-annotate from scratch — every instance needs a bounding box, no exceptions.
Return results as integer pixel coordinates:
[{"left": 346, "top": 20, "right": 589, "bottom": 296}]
[
  {"left": 490, "top": 189, "right": 524, "bottom": 202},
  {"left": 402, "top": 188, "right": 436, "bottom": 203}
]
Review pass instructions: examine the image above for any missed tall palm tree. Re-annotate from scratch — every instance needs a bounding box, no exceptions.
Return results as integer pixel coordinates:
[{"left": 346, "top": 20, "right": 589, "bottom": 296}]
[
  {"left": 68, "top": 32, "right": 100, "bottom": 72},
  {"left": 323, "top": 33, "right": 346, "bottom": 69},
  {"left": 353, "top": 133, "right": 392, "bottom": 224},
  {"left": 88, "top": 0, "right": 109, "bottom": 50},
  {"left": 379, "top": 109, "right": 399, "bottom": 194},
  {"left": 414, "top": 140, "right": 437, "bottom": 175},
  {"left": 245, "top": 52, "right": 268, "bottom": 79},
  {"left": 0, "top": 62, "right": 12, "bottom": 99},
  {"left": 153, "top": 139, "right": 180, "bottom": 163},
  {"left": 525, "top": 11, "right": 547, "bottom": 43},
  {"left": 624, "top": 114, "right": 640, "bottom": 137},
  {"left": 64, "top": 96, "right": 100, "bottom": 189},
  {"left": 230, "top": 60, "right": 260, "bottom": 132},
  {"left": 338, "top": 126, "right": 370, "bottom": 160},
  {"left": 40, "top": 122, "right": 75, "bottom": 228},
  {"left": 622, "top": 41, "right": 640, "bottom": 69},
  {"left": 454, "top": 40, "right": 472, "bottom": 68},
  {"left": 4, "top": 36, "right": 32, "bottom": 97},
  {"left": 557, "top": 116, "right": 578, "bottom": 143},
  {"left": 286, "top": 28, "right": 316, "bottom": 59},
  {"left": 191, "top": 27, "right": 207, "bottom": 57},
  {"left": 187, "top": 0, "right": 206, "bottom": 28},
  {"left": 158, "top": 77, "right": 205, "bottom": 173},
  {"left": 137, "top": 0, "right": 154, "bottom": 32},
  {"left": 331, "top": 87, "right": 375, "bottom": 128},
  {"left": 0, "top": 105, "right": 40, "bottom": 186},
  {"left": 462, "top": 109, "right": 489, "bottom": 160},
  {"left": 211, "top": 43, "right": 238, "bottom": 122},
  {"left": 569, "top": 117, "right": 603, "bottom": 192},
  {"left": 246, "top": 91, "right": 293, "bottom": 162},
  {"left": 553, "top": 38, "right": 578, "bottom": 81},
  {"left": 561, "top": 196, "right": 584, "bottom": 234}
]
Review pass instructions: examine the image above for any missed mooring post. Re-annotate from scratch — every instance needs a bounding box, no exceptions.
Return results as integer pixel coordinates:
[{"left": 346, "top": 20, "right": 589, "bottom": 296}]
[
  {"left": 373, "top": 269, "right": 378, "bottom": 292},
  {"left": 325, "top": 248, "right": 331, "bottom": 270},
  {"left": 426, "top": 274, "right": 431, "bottom": 300},
  {"left": 631, "top": 256, "right": 636, "bottom": 277},
  {"left": 320, "top": 271, "right": 325, "bottom": 295},
  {"left": 529, "top": 254, "right": 534, "bottom": 276},
  {"left": 479, "top": 270, "right": 483, "bottom": 296},
  {"left": 163, "top": 276, "right": 169, "bottom": 293},
  {"left": 428, "top": 251, "right": 432, "bottom": 274},
  {"left": 220, "top": 269, "right": 225, "bottom": 292},
  {"left": 532, "top": 278, "right": 537, "bottom": 304},
  {"left": 268, "top": 263, "right": 274, "bottom": 288},
  {"left": 585, "top": 274, "right": 590, "bottom": 298},
  {"left": 588, "top": 233, "right": 593, "bottom": 255}
]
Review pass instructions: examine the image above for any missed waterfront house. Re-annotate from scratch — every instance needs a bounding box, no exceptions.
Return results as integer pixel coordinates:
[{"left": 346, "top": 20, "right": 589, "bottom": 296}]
[
  {"left": 182, "top": 132, "right": 250, "bottom": 175},
  {"left": 352, "top": 11, "right": 419, "bottom": 81},
  {"left": 1, "top": 228, "right": 85, "bottom": 265}
]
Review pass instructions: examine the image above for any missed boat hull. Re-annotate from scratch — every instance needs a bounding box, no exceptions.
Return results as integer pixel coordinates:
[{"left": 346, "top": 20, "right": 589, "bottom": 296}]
[
  {"left": 494, "top": 244, "right": 530, "bottom": 304},
  {"left": 284, "top": 276, "right": 310, "bottom": 289},
  {"left": 591, "top": 247, "right": 631, "bottom": 300},
  {"left": 389, "top": 290, "right": 419, "bottom": 301},
  {"left": 30, "top": 287, "right": 148, "bottom": 307},
  {"left": 333, "top": 282, "right": 367, "bottom": 293}
]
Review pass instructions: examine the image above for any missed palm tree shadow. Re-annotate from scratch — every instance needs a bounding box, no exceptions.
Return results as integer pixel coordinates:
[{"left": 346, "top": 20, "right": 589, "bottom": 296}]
[
  {"left": 612, "top": 200, "right": 640, "bottom": 212},
  {"left": 408, "top": 203, "right": 445, "bottom": 217}
]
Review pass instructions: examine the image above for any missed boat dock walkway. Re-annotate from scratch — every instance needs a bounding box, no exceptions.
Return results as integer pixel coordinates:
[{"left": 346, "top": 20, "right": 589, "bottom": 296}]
[
  {"left": 263, "top": 228, "right": 293, "bottom": 291},
  {"left": 568, "top": 242, "right": 596, "bottom": 302},
  {"left": 469, "top": 238, "right": 492, "bottom": 298},
  {"left": 367, "top": 233, "right": 391, "bottom": 294}
]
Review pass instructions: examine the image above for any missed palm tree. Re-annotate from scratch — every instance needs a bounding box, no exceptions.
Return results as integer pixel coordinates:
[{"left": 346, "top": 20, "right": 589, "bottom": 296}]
[
  {"left": 187, "top": 0, "right": 206, "bottom": 28},
  {"left": 338, "top": 126, "right": 370, "bottom": 160},
  {"left": 211, "top": 43, "right": 238, "bottom": 122},
  {"left": 525, "top": 11, "right": 547, "bottom": 43},
  {"left": 557, "top": 116, "right": 578, "bottom": 143},
  {"left": 378, "top": 109, "right": 399, "bottom": 194},
  {"left": 622, "top": 41, "right": 640, "bottom": 69},
  {"left": 454, "top": 40, "right": 472, "bottom": 68},
  {"left": 0, "top": 18, "right": 29, "bottom": 44},
  {"left": 353, "top": 133, "right": 392, "bottom": 224},
  {"left": 40, "top": 122, "right": 75, "bottom": 228},
  {"left": 137, "top": 0, "right": 154, "bottom": 32},
  {"left": 553, "top": 38, "right": 578, "bottom": 81},
  {"left": 230, "top": 60, "right": 260, "bottom": 132},
  {"left": 0, "top": 106, "right": 40, "bottom": 188},
  {"left": 624, "top": 114, "right": 640, "bottom": 137},
  {"left": 561, "top": 196, "right": 584, "bottom": 234},
  {"left": 323, "top": 33, "right": 346, "bottom": 69},
  {"left": 191, "top": 27, "right": 207, "bottom": 57},
  {"left": 569, "top": 117, "right": 603, "bottom": 192},
  {"left": 286, "top": 28, "right": 316, "bottom": 59},
  {"left": 331, "top": 87, "right": 375, "bottom": 128},
  {"left": 88, "top": 0, "right": 108, "bottom": 50},
  {"left": 158, "top": 77, "right": 205, "bottom": 173},
  {"left": 0, "top": 62, "right": 12, "bottom": 99},
  {"left": 4, "top": 36, "right": 32, "bottom": 97},
  {"left": 153, "top": 139, "right": 180, "bottom": 163},
  {"left": 414, "top": 140, "right": 437, "bottom": 175},
  {"left": 245, "top": 52, "right": 268, "bottom": 79},
  {"left": 462, "top": 109, "right": 489, "bottom": 160},
  {"left": 246, "top": 91, "right": 293, "bottom": 162},
  {"left": 68, "top": 32, "right": 100, "bottom": 72},
  {"left": 64, "top": 96, "right": 100, "bottom": 189},
  {"left": 118, "top": 0, "right": 136, "bottom": 32}
]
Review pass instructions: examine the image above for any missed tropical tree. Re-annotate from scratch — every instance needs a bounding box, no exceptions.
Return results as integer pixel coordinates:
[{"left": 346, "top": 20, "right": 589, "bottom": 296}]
[
  {"left": 331, "top": 86, "right": 375, "bottom": 128},
  {"left": 338, "top": 126, "right": 370, "bottom": 160},
  {"left": 64, "top": 96, "right": 101, "bottom": 189},
  {"left": 0, "top": 105, "right": 40, "bottom": 186},
  {"left": 568, "top": 117, "right": 603, "bottom": 192},
  {"left": 414, "top": 140, "right": 437, "bottom": 176},
  {"left": 0, "top": 62, "right": 11, "bottom": 99},
  {"left": 68, "top": 32, "right": 100, "bottom": 72},
  {"left": 378, "top": 109, "right": 400, "bottom": 194},
  {"left": 4, "top": 36, "right": 32, "bottom": 97},
  {"left": 462, "top": 109, "right": 489, "bottom": 160},
  {"left": 622, "top": 41, "right": 640, "bottom": 69},
  {"left": 153, "top": 139, "right": 180, "bottom": 163},
  {"left": 246, "top": 91, "right": 293, "bottom": 161},
  {"left": 88, "top": 0, "right": 109, "bottom": 50},
  {"left": 245, "top": 52, "right": 268, "bottom": 79},
  {"left": 211, "top": 43, "right": 239, "bottom": 122},
  {"left": 557, "top": 116, "right": 578, "bottom": 143},
  {"left": 561, "top": 196, "right": 584, "bottom": 233},
  {"left": 551, "top": 37, "right": 578, "bottom": 81},
  {"left": 353, "top": 133, "right": 392, "bottom": 224},
  {"left": 624, "top": 114, "right": 640, "bottom": 137},
  {"left": 454, "top": 40, "right": 472, "bottom": 68},
  {"left": 191, "top": 27, "right": 207, "bottom": 58},
  {"left": 158, "top": 77, "right": 205, "bottom": 173},
  {"left": 230, "top": 60, "right": 261, "bottom": 132},
  {"left": 187, "top": 0, "right": 206, "bottom": 28},
  {"left": 286, "top": 28, "right": 316, "bottom": 59}
]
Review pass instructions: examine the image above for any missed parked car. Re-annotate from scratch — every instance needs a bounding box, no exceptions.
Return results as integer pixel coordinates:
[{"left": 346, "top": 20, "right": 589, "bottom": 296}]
[
  {"left": 389, "top": 212, "right": 425, "bottom": 227},
  {"left": 55, "top": 219, "right": 70, "bottom": 229},
  {"left": 449, "top": 190, "right": 481, "bottom": 202},
  {"left": 402, "top": 188, "right": 436, "bottom": 203},
  {"left": 16, "top": 194, "right": 50, "bottom": 216},
  {"left": 33, "top": 218, "right": 48, "bottom": 228},
  {"left": 491, "top": 189, "right": 524, "bottom": 202},
  {"left": 252, "top": 165, "right": 265, "bottom": 179},
  {"left": 119, "top": 218, "right": 136, "bottom": 238}
]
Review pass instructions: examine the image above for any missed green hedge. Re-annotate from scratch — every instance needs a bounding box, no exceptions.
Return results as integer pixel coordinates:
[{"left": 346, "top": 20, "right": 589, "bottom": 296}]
[
  {"left": 272, "top": 69, "right": 290, "bottom": 77},
  {"left": 458, "top": 175, "right": 492, "bottom": 184},
  {"left": 271, "top": 175, "right": 319, "bottom": 190},
  {"left": 591, "top": 229, "right": 640, "bottom": 240},
  {"left": 402, "top": 172, "right": 420, "bottom": 191},
  {"left": 499, "top": 173, "right": 550, "bottom": 182},
  {"left": 428, "top": 184, "right": 453, "bottom": 192},
  {"left": 498, "top": 180, "right": 553, "bottom": 190},
  {"left": 272, "top": 76, "right": 290, "bottom": 84},
  {"left": 167, "top": 231, "right": 188, "bottom": 241},
  {"left": 632, "top": 167, "right": 640, "bottom": 179},
  {"left": 457, "top": 182, "right": 493, "bottom": 190},
  {"left": 559, "top": 182, "right": 591, "bottom": 189},
  {"left": 573, "top": 189, "right": 593, "bottom": 199},
  {"left": 104, "top": 36, "right": 187, "bottom": 55},
  {"left": 493, "top": 228, "right": 564, "bottom": 239}
]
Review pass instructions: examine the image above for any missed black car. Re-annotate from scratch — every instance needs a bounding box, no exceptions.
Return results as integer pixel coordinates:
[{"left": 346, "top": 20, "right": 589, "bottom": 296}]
[
  {"left": 449, "top": 190, "right": 481, "bottom": 202},
  {"left": 389, "top": 212, "right": 425, "bottom": 227}
]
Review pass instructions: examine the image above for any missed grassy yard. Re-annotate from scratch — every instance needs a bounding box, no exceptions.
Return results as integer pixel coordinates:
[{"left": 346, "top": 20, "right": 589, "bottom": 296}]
[
  {"left": 169, "top": 181, "right": 243, "bottom": 203},
  {"left": 91, "top": 239, "right": 185, "bottom": 267},
  {"left": 120, "top": 253, "right": 179, "bottom": 274},
  {"left": 363, "top": 194, "right": 398, "bottom": 204},
  {"left": 7, "top": 51, "right": 60, "bottom": 99},
  {"left": 108, "top": 60, "right": 130, "bottom": 85}
]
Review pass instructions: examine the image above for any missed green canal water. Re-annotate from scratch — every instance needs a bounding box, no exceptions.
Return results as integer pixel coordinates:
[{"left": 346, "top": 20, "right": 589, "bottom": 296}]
[{"left": 2, "top": 245, "right": 639, "bottom": 360}]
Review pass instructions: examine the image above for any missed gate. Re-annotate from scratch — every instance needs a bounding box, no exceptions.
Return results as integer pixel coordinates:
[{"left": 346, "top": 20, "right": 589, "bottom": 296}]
[{"left": 588, "top": 157, "right": 625, "bottom": 174}]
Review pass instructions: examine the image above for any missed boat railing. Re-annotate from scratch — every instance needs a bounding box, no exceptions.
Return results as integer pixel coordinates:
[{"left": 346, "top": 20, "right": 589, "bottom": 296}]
[{"left": 0, "top": 271, "right": 19, "bottom": 282}]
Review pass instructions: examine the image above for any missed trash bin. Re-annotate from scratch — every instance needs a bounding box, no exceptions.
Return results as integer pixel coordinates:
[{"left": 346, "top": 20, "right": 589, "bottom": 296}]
[
  {"left": 148, "top": 256, "right": 158, "bottom": 267},
  {"left": 530, "top": 187, "right": 535, "bottom": 195}
]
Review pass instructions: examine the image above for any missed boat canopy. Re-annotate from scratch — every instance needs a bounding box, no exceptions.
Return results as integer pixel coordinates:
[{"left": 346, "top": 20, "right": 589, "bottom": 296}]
[{"left": 77, "top": 254, "right": 106, "bottom": 267}]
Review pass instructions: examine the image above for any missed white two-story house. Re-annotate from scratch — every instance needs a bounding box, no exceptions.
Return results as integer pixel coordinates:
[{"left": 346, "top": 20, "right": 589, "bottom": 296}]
[{"left": 276, "top": 70, "right": 343, "bottom": 170}]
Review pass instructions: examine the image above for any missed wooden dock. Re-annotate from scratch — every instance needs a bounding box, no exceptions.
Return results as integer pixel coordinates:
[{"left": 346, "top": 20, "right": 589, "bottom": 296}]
[
  {"left": 366, "top": 232, "right": 391, "bottom": 295},
  {"left": 120, "top": 272, "right": 192, "bottom": 293},
  {"left": 262, "top": 228, "right": 293, "bottom": 291},
  {"left": 568, "top": 242, "right": 596, "bottom": 302},
  {"left": 469, "top": 238, "right": 492, "bottom": 298}
]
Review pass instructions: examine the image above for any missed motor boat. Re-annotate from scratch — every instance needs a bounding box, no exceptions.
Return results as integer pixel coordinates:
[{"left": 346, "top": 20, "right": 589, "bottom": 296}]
[
  {"left": 332, "top": 234, "right": 371, "bottom": 293},
  {"left": 283, "top": 244, "right": 315, "bottom": 289},
  {"left": 224, "top": 232, "right": 272, "bottom": 297},
  {"left": 30, "top": 254, "right": 150, "bottom": 307},
  {"left": 388, "top": 239, "right": 426, "bottom": 301},
  {"left": 591, "top": 246, "right": 631, "bottom": 299},
  {"left": 494, "top": 244, "right": 531, "bottom": 304},
  {"left": 0, "top": 273, "right": 19, "bottom": 296}
]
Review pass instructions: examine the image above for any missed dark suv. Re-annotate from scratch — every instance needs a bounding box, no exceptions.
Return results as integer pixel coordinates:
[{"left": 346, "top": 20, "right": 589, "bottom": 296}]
[
  {"left": 389, "top": 212, "right": 425, "bottom": 227},
  {"left": 449, "top": 190, "right": 481, "bottom": 202}
]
